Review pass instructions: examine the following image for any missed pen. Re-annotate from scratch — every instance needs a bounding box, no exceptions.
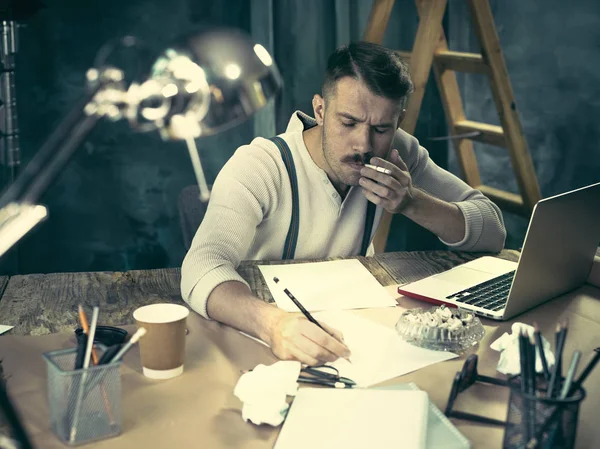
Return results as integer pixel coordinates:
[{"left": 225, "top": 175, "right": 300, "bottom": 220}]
[
  {"left": 364, "top": 164, "right": 392, "bottom": 175},
  {"left": 297, "top": 377, "right": 353, "bottom": 389},
  {"left": 273, "top": 277, "right": 351, "bottom": 363},
  {"left": 74, "top": 333, "right": 87, "bottom": 370}
]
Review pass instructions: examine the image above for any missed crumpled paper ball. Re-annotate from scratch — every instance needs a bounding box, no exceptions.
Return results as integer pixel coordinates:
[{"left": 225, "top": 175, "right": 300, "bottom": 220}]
[
  {"left": 490, "top": 322, "right": 555, "bottom": 375},
  {"left": 233, "top": 360, "right": 301, "bottom": 426}
]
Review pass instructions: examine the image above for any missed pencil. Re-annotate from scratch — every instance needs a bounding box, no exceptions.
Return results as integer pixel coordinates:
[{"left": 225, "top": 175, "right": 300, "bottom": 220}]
[
  {"left": 78, "top": 305, "right": 100, "bottom": 365},
  {"left": 518, "top": 330, "right": 531, "bottom": 442},
  {"left": 273, "top": 277, "right": 325, "bottom": 332},
  {"left": 547, "top": 322, "right": 567, "bottom": 398},
  {"left": 273, "top": 277, "right": 351, "bottom": 363},
  {"left": 556, "top": 318, "right": 569, "bottom": 379},
  {"left": 560, "top": 351, "right": 581, "bottom": 399},
  {"left": 568, "top": 347, "right": 600, "bottom": 396},
  {"left": 533, "top": 323, "right": 550, "bottom": 382}
]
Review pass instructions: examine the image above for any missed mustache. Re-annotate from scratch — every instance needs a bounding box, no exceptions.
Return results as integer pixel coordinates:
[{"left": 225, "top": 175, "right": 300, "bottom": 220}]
[{"left": 341, "top": 152, "right": 373, "bottom": 164}]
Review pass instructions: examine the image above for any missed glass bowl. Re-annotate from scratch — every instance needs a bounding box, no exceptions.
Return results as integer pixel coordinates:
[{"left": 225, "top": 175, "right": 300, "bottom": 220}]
[{"left": 395, "top": 305, "right": 485, "bottom": 353}]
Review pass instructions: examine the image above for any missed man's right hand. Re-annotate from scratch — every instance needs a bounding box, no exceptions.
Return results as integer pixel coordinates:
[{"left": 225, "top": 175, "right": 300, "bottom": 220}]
[{"left": 267, "top": 312, "right": 352, "bottom": 365}]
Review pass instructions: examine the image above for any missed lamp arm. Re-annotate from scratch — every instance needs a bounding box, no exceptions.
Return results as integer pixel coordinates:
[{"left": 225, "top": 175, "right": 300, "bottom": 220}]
[
  {"left": 21, "top": 112, "right": 100, "bottom": 204},
  {"left": 0, "top": 84, "right": 101, "bottom": 208},
  {"left": 0, "top": 68, "right": 127, "bottom": 260},
  {"left": 0, "top": 95, "right": 101, "bottom": 260}
]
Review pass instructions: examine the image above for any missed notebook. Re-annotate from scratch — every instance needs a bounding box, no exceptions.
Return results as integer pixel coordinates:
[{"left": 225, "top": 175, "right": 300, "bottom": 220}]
[
  {"left": 273, "top": 388, "right": 429, "bottom": 449},
  {"left": 375, "top": 383, "right": 471, "bottom": 449}
]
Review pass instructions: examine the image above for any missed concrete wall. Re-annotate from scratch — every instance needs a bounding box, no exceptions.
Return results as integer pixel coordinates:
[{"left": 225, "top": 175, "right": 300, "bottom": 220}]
[{"left": 4, "top": 0, "right": 599, "bottom": 274}]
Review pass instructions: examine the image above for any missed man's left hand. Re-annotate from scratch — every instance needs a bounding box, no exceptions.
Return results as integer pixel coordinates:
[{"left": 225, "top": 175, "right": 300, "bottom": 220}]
[{"left": 359, "top": 149, "right": 415, "bottom": 214}]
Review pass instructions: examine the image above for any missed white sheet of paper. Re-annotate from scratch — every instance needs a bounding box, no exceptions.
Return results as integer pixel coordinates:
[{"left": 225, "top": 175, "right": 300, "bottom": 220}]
[
  {"left": 0, "top": 325, "right": 13, "bottom": 335},
  {"left": 274, "top": 389, "right": 429, "bottom": 449},
  {"left": 314, "top": 310, "right": 457, "bottom": 387},
  {"left": 258, "top": 259, "right": 397, "bottom": 312}
]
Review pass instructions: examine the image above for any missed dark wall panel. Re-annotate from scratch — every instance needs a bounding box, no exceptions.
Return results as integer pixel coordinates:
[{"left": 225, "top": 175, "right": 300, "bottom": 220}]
[
  {"left": 449, "top": 0, "right": 600, "bottom": 248},
  {"left": 13, "top": 0, "right": 253, "bottom": 274}
]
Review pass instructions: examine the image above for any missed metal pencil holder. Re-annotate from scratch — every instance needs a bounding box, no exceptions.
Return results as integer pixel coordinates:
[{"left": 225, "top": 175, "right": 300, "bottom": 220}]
[
  {"left": 43, "top": 347, "right": 122, "bottom": 446},
  {"left": 503, "top": 375, "right": 586, "bottom": 449}
]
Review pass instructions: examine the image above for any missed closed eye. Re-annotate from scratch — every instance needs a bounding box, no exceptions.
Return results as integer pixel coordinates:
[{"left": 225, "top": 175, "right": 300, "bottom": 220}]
[
  {"left": 342, "top": 121, "right": 356, "bottom": 128},
  {"left": 373, "top": 127, "right": 391, "bottom": 134}
]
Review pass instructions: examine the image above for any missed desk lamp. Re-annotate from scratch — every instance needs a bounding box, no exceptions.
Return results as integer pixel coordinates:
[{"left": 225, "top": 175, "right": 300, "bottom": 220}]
[{"left": 0, "top": 27, "right": 282, "bottom": 259}]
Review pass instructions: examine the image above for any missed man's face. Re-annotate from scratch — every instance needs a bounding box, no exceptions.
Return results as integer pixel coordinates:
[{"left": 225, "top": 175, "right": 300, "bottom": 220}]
[{"left": 312, "top": 77, "right": 403, "bottom": 191}]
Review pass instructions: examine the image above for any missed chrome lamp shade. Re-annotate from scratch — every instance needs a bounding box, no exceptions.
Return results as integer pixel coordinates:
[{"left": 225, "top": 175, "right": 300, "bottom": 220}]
[
  {"left": 150, "top": 28, "right": 281, "bottom": 138},
  {"left": 0, "top": 27, "right": 282, "bottom": 260}
]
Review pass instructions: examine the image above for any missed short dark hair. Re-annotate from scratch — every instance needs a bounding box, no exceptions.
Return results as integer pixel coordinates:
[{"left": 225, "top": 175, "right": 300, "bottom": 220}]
[{"left": 322, "top": 41, "right": 413, "bottom": 105}]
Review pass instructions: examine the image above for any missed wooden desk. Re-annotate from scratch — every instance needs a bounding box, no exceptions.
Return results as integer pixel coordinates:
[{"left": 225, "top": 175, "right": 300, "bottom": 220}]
[
  {"left": 0, "top": 250, "right": 599, "bottom": 449},
  {"left": 0, "top": 250, "right": 506, "bottom": 336}
]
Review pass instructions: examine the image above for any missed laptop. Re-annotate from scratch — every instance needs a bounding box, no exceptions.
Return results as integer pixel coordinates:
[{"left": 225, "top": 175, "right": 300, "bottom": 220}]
[{"left": 397, "top": 182, "right": 600, "bottom": 320}]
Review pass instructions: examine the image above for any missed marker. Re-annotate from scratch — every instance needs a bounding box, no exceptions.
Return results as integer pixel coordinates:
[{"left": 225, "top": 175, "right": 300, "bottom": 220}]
[{"left": 364, "top": 164, "right": 392, "bottom": 175}]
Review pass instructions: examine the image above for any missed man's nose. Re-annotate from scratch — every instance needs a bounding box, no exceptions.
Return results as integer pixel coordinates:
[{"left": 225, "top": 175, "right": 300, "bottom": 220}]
[{"left": 352, "top": 125, "right": 373, "bottom": 155}]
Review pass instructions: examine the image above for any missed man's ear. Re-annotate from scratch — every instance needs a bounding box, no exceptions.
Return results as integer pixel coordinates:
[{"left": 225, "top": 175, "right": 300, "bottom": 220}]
[
  {"left": 312, "top": 94, "right": 325, "bottom": 126},
  {"left": 396, "top": 108, "right": 406, "bottom": 128}
]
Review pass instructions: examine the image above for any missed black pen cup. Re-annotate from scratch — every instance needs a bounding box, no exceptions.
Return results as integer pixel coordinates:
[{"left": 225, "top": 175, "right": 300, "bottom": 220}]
[
  {"left": 502, "top": 375, "right": 585, "bottom": 449},
  {"left": 74, "top": 326, "right": 128, "bottom": 347},
  {"left": 43, "top": 347, "right": 122, "bottom": 446}
]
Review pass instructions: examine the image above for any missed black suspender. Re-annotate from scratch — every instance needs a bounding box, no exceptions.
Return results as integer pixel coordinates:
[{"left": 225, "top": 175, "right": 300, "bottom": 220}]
[
  {"left": 270, "top": 136, "right": 300, "bottom": 260},
  {"left": 269, "top": 136, "right": 376, "bottom": 259}
]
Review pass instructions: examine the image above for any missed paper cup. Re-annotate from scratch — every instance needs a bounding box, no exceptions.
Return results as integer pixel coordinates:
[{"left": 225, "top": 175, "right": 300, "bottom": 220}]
[{"left": 133, "top": 303, "right": 189, "bottom": 380}]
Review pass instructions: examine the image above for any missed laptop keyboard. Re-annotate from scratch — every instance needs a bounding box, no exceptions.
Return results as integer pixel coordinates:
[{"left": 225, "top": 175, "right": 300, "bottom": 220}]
[{"left": 445, "top": 271, "right": 516, "bottom": 312}]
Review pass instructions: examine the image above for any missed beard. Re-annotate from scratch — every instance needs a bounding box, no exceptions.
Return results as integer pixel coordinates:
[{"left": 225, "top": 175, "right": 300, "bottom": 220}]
[{"left": 321, "top": 125, "right": 373, "bottom": 188}]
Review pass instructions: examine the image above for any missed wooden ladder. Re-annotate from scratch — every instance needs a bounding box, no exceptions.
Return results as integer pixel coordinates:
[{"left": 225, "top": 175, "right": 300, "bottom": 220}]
[{"left": 363, "top": 0, "right": 541, "bottom": 253}]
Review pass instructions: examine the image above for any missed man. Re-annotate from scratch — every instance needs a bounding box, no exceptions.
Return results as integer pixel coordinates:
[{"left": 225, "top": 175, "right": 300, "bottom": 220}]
[{"left": 181, "top": 42, "right": 506, "bottom": 366}]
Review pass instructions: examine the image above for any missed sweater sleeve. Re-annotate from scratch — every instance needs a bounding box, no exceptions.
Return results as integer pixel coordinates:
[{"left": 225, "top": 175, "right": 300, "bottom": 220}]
[
  {"left": 395, "top": 129, "right": 507, "bottom": 252},
  {"left": 180, "top": 139, "right": 282, "bottom": 319}
]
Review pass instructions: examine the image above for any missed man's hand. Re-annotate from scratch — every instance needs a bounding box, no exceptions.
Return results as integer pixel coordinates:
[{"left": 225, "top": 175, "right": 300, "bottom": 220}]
[
  {"left": 267, "top": 312, "right": 351, "bottom": 366},
  {"left": 359, "top": 149, "right": 415, "bottom": 214}
]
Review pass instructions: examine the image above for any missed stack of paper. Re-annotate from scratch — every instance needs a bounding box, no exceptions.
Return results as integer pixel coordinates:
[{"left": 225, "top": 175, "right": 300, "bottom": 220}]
[
  {"left": 274, "top": 389, "right": 429, "bottom": 449},
  {"left": 258, "top": 259, "right": 397, "bottom": 311}
]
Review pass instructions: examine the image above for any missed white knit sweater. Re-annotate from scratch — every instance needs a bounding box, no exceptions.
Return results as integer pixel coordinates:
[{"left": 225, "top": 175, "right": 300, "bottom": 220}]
[{"left": 181, "top": 112, "right": 506, "bottom": 318}]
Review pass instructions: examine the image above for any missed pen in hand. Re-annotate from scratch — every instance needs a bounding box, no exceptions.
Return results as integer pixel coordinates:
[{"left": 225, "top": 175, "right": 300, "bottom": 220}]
[{"left": 273, "top": 277, "right": 352, "bottom": 363}]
